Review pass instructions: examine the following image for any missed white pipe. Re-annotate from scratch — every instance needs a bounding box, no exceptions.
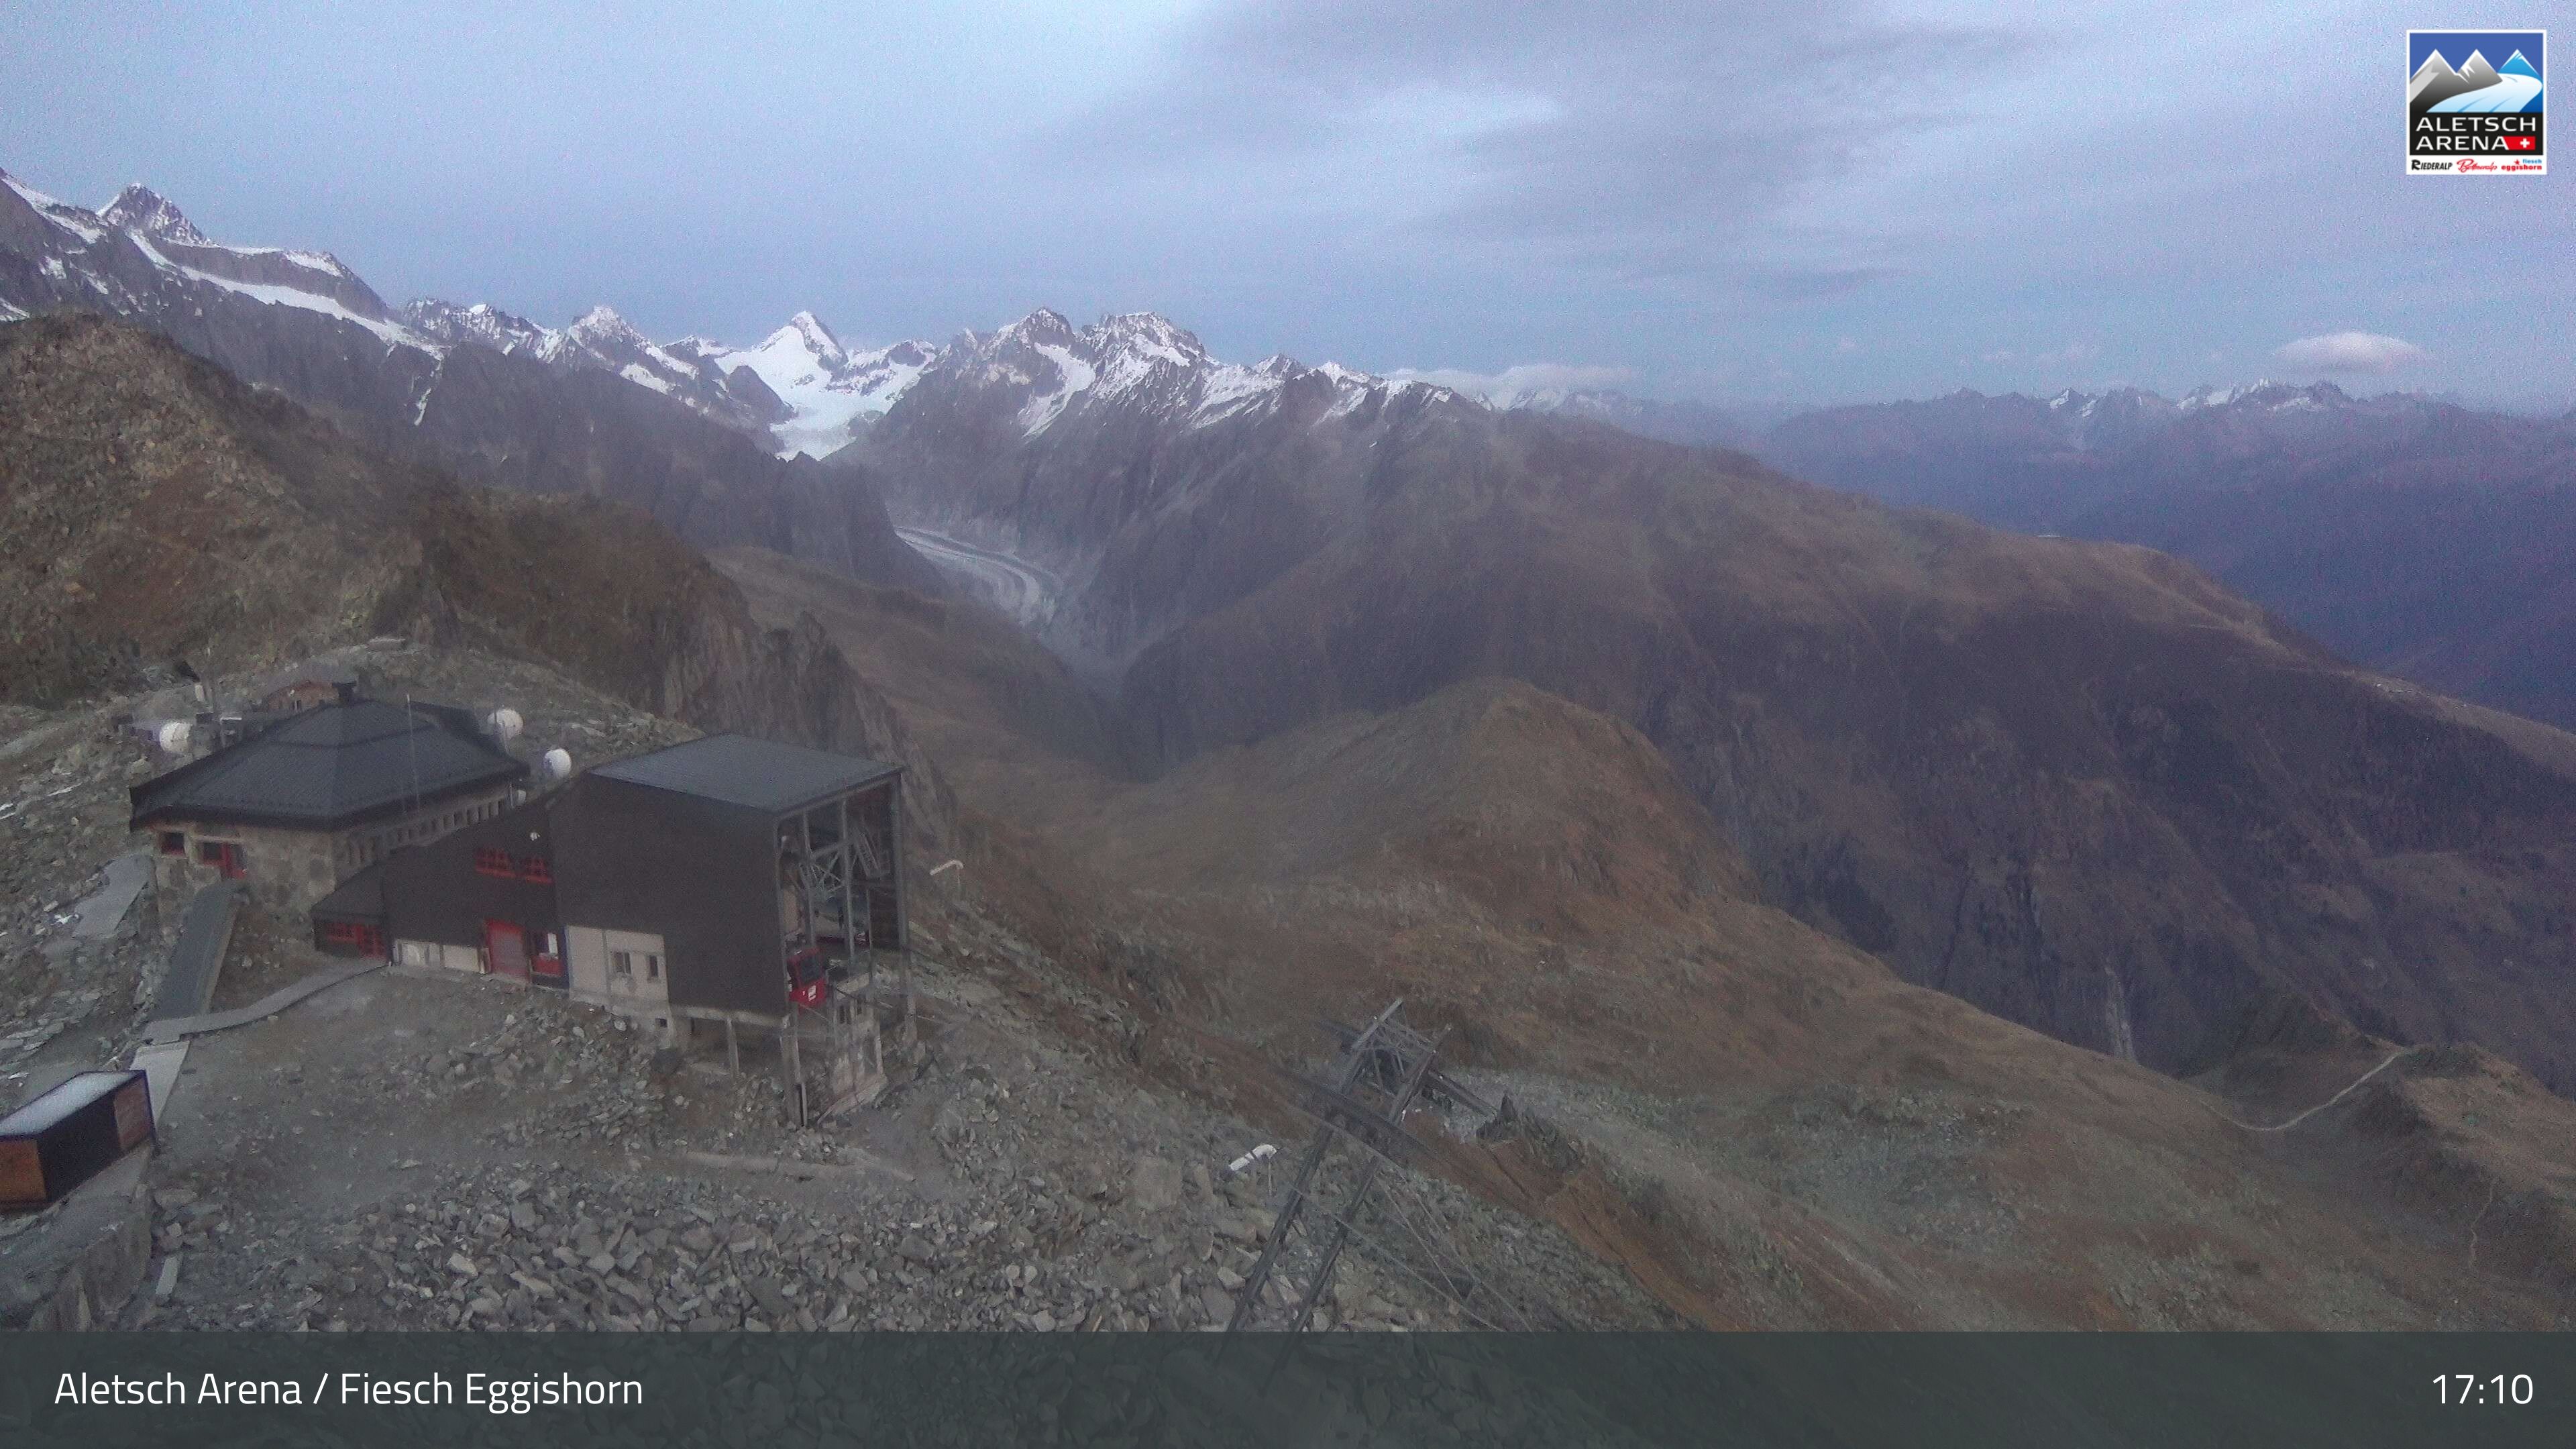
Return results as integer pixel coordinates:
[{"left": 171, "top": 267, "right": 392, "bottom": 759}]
[{"left": 1224, "top": 1143, "right": 1278, "bottom": 1176}]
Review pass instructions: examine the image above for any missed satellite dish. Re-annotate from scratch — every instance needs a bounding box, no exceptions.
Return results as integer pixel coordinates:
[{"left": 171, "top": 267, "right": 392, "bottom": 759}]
[
  {"left": 486, "top": 708, "right": 523, "bottom": 743},
  {"left": 541, "top": 748, "right": 572, "bottom": 782},
  {"left": 156, "top": 720, "right": 193, "bottom": 753}
]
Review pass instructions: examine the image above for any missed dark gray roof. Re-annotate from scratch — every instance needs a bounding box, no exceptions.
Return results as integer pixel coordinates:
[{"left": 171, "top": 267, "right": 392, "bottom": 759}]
[
  {"left": 311, "top": 860, "right": 384, "bottom": 922},
  {"left": 589, "top": 733, "right": 898, "bottom": 814},
  {"left": 131, "top": 699, "right": 527, "bottom": 830}
]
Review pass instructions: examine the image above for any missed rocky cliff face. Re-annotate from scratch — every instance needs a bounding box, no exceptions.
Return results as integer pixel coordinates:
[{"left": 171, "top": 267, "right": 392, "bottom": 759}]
[
  {"left": 857, "top": 311, "right": 1488, "bottom": 669},
  {"left": 0, "top": 313, "right": 953, "bottom": 845}
]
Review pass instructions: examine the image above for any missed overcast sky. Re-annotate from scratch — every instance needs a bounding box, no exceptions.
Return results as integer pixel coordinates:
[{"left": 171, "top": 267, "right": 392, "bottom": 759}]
[{"left": 2, "top": 1, "right": 2563, "bottom": 408}]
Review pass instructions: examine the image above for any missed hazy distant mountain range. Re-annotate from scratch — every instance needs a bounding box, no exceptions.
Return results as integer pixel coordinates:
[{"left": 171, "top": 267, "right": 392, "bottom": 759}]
[{"left": 1759, "top": 382, "right": 2576, "bottom": 727}]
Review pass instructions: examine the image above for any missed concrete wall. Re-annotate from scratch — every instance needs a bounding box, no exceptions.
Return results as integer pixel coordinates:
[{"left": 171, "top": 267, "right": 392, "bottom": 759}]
[{"left": 567, "top": 925, "right": 674, "bottom": 1038}]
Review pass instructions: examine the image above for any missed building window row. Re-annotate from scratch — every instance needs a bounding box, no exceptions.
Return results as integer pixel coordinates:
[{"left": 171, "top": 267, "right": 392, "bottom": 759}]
[
  {"left": 389, "top": 799, "right": 505, "bottom": 852},
  {"left": 474, "top": 847, "right": 551, "bottom": 881}
]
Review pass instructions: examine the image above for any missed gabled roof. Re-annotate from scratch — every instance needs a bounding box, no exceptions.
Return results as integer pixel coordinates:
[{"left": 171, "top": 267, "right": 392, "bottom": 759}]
[
  {"left": 587, "top": 733, "right": 899, "bottom": 814},
  {"left": 130, "top": 698, "right": 527, "bottom": 830}
]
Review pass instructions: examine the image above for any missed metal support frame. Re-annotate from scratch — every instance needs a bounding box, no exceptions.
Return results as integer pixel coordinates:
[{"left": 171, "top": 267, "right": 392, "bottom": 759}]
[
  {"left": 775, "top": 783, "right": 904, "bottom": 1124},
  {"left": 1227, "top": 1000, "right": 1470, "bottom": 1333}
]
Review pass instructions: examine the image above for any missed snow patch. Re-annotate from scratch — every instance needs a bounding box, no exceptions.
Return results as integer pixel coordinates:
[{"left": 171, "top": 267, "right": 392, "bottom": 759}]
[
  {"left": 4, "top": 173, "right": 106, "bottom": 244},
  {"left": 127, "top": 232, "right": 436, "bottom": 353},
  {"left": 1190, "top": 362, "right": 1283, "bottom": 427},
  {"left": 695, "top": 315, "right": 934, "bottom": 458},
  {"left": 1015, "top": 342, "right": 1099, "bottom": 435}
]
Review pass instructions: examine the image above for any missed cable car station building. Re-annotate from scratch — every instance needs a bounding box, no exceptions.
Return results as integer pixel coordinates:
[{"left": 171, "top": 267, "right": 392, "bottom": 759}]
[{"left": 311, "top": 733, "right": 910, "bottom": 1120}]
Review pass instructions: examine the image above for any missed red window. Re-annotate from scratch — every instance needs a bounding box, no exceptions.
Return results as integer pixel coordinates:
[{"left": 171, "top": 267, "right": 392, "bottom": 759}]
[
  {"left": 517, "top": 855, "right": 552, "bottom": 883},
  {"left": 319, "top": 922, "right": 383, "bottom": 955},
  {"left": 474, "top": 846, "right": 513, "bottom": 877}
]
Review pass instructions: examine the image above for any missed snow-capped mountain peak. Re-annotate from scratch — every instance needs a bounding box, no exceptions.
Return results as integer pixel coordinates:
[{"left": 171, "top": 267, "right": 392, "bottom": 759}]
[
  {"left": 99, "top": 183, "right": 211, "bottom": 246},
  {"left": 680, "top": 311, "right": 936, "bottom": 458},
  {"left": 399, "top": 298, "right": 553, "bottom": 356},
  {"left": 1094, "top": 311, "right": 1206, "bottom": 366},
  {"left": 562, "top": 304, "right": 647, "bottom": 349},
  {"left": 780, "top": 309, "right": 845, "bottom": 362}
]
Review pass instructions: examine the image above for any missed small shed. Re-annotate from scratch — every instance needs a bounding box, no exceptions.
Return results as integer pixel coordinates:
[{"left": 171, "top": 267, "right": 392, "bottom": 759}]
[{"left": 0, "top": 1070, "right": 155, "bottom": 1210}]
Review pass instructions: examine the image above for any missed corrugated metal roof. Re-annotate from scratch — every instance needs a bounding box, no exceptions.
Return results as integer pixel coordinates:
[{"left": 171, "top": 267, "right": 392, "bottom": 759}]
[
  {"left": 130, "top": 699, "right": 526, "bottom": 830},
  {"left": 588, "top": 733, "right": 899, "bottom": 814}
]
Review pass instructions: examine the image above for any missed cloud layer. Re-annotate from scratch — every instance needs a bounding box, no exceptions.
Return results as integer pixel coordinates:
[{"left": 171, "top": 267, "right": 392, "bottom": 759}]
[
  {"left": 1383, "top": 361, "right": 1635, "bottom": 405},
  {"left": 2273, "top": 332, "right": 2429, "bottom": 375}
]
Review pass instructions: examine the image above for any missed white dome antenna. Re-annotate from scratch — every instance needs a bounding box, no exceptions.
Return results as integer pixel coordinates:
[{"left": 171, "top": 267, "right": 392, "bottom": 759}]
[
  {"left": 486, "top": 707, "right": 523, "bottom": 743},
  {"left": 541, "top": 748, "right": 572, "bottom": 782}
]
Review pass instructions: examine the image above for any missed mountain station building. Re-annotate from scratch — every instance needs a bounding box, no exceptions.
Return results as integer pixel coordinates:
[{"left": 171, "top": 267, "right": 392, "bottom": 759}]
[
  {"left": 309, "top": 733, "right": 910, "bottom": 1118},
  {"left": 128, "top": 694, "right": 529, "bottom": 918}
]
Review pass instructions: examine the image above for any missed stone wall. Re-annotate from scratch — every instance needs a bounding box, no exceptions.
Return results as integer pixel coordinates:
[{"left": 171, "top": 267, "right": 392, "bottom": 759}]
[{"left": 143, "top": 786, "right": 515, "bottom": 916}]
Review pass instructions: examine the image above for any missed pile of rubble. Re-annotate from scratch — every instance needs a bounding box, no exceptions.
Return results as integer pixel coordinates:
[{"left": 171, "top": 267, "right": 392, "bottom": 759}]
[{"left": 0, "top": 722, "right": 168, "bottom": 1089}]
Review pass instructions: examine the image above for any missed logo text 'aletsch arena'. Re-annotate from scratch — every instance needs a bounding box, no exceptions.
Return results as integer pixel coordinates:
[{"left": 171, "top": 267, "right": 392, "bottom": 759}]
[{"left": 2408, "top": 30, "right": 2546, "bottom": 175}]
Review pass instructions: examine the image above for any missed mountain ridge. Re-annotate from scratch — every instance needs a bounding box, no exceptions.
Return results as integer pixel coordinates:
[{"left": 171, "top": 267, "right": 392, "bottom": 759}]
[{"left": 0, "top": 166, "right": 943, "bottom": 600}]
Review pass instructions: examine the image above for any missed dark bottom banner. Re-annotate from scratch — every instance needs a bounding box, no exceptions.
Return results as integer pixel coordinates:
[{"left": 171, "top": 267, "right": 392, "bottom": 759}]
[{"left": 1, "top": 1332, "right": 2569, "bottom": 1447}]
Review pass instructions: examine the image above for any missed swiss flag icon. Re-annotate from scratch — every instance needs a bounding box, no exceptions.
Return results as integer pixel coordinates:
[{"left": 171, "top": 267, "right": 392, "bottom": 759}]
[{"left": 2504, "top": 136, "right": 2537, "bottom": 151}]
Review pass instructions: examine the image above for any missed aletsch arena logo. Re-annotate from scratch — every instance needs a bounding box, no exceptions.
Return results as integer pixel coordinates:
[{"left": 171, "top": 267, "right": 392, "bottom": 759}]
[{"left": 2408, "top": 30, "right": 2545, "bottom": 174}]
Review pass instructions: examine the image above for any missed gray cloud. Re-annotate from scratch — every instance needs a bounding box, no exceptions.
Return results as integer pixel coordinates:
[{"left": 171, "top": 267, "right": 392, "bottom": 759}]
[
  {"left": 4, "top": 1, "right": 2564, "bottom": 408},
  {"left": 1067, "top": 1, "right": 2029, "bottom": 282}
]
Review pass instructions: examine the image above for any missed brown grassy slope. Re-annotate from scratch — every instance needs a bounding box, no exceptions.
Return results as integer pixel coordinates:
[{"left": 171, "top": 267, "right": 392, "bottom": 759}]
[
  {"left": 0, "top": 311, "right": 423, "bottom": 698},
  {"left": 1116, "top": 412, "right": 2576, "bottom": 1091},
  {"left": 1071, "top": 678, "right": 2576, "bottom": 1329}
]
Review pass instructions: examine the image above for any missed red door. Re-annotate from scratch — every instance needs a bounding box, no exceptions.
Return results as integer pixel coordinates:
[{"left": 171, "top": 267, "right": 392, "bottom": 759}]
[
  {"left": 484, "top": 922, "right": 530, "bottom": 982},
  {"left": 530, "top": 931, "right": 565, "bottom": 988}
]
